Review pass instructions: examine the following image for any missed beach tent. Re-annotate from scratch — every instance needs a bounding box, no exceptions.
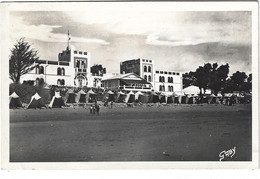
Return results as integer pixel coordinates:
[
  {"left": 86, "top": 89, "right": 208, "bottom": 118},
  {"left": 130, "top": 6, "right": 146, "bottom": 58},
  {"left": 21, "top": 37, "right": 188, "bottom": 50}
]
[
  {"left": 9, "top": 92, "right": 22, "bottom": 109},
  {"left": 140, "top": 94, "right": 150, "bottom": 103},
  {"left": 125, "top": 91, "right": 135, "bottom": 103},
  {"left": 149, "top": 92, "right": 160, "bottom": 103},
  {"left": 159, "top": 94, "right": 166, "bottom": 103},
  {"left": 27, "top": 92, "right": 46, "bottom": 109},
  {"left": 164, "top": 93, "right": 174, "bottom": 104},
  {"left": 183, "top": 85, "right": 200, "bottom": 95},
  {"left": 65, "top": 89, "right": 76, "bottom": 104},
  {"left": 185, "top": 94, "right": 194, "bottom": 104},
  {"left": 207, "top": 94, "right": 216, "bottom": 104},
  {"left": 76, "top": 89, "right": 87, "bottom": 103},
  {"left": 175, "top": 92, "right": 185, "bottom": 104},
  {"left": 103, "top": 90, "right": 115, "bottom": 102},
  {"left": 135, "top": 91, "right": 145, "bottom": 103},
  {"left": 115, "top": 91, "right": 126, "bottom": 103},
  {"left": 48, "top": 91, "right": 65, "bottom": 108},
  {"left": 86, "top": 89, "right": 97, "bottom": 103}
]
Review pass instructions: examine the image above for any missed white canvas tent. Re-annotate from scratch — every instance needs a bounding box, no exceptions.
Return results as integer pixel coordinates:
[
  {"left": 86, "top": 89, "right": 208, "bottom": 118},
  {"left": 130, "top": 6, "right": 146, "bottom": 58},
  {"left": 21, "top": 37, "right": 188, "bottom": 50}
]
[
  {"left": 9, "top": 92, "right": 22, "bottom": 108},
  {"left": 183, "top": 85, "right": 200, "bottom": 95},
  {"left": 27, "top": 92, "right": 46, "bottom": 109},
  {"left": 48, "top": 91, "right": 65, "bottom": 108},
  {"left": 125, "top": 91, "right": 135, "bottom": 103}
]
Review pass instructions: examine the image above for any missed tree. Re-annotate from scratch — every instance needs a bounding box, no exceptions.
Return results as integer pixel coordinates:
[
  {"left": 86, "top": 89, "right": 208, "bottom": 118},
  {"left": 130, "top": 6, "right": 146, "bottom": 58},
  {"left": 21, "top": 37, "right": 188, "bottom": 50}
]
[
  {"left": 9, "top": 38, "right": 39, "bottom": 83},
  {"left": 91, "top": 64, "right": 106, "bottom": 76},
  {"left": 184, "top": 62, "right": 230, "bottom": 94}
]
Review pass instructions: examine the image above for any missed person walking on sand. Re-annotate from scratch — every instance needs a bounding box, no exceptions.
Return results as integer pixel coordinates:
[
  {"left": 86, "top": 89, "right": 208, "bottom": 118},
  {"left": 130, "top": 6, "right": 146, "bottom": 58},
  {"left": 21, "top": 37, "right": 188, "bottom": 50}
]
[{"left": 93, "top": 105, "right": 96, "bottom": 114}]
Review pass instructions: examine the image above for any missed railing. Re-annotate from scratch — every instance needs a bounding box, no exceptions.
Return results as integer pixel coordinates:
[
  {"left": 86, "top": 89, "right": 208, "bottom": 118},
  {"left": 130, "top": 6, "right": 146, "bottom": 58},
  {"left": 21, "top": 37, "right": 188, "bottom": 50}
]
[{"left": 119, "top": 85, "right": 152, "bottom": 91}]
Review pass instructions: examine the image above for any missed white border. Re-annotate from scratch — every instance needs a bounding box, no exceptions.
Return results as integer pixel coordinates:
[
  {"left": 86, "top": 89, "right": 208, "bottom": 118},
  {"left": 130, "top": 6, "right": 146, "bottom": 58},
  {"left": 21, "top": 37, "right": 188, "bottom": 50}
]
[{"left": 1, "top": 1, "right": 258, "bottom": 170}]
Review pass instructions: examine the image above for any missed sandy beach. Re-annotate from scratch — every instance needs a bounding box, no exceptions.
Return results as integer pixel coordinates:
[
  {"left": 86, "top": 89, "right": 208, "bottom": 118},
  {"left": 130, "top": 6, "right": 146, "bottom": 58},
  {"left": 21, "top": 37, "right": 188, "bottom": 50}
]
[{"left": 10, "top": 103, "right": 252, "bottom": 162}]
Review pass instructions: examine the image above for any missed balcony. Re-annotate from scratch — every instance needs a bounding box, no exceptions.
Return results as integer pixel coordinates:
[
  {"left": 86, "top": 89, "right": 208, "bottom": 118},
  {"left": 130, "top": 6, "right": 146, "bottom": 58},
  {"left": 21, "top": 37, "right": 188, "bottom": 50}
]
[{"left": 118, "top": 85, "right": 152, "bottom": 92}]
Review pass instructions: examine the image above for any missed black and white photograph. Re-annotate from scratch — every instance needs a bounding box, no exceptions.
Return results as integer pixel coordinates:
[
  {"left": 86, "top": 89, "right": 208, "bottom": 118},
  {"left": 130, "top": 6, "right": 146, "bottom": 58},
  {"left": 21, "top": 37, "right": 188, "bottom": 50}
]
[{"left": 0, "top": 1, "right": 258, "bottom": 169}]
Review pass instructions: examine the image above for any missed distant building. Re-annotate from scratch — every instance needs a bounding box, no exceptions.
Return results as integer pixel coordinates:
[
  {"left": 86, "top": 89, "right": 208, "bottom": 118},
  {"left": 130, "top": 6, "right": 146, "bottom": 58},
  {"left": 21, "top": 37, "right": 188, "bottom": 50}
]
[
  {"left": 120, "top": 59, "right": 182, "bottom": 94},
  {"left": 102, "top": 73, "right": 152, "bottom": 92},
  {"left": 154, "top": 70, "right": 183, "bottom": 94},
  {"left": 120, "top": 58, "right": 154, "bottom": 84},
  {"left": 20, "top": 48, "right": 91, "bottom": 88}
]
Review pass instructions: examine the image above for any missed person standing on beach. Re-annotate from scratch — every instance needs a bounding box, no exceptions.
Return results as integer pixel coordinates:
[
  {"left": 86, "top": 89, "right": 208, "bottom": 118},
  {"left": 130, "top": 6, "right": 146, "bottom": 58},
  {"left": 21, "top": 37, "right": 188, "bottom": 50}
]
[
  {"left": 93, "top": 105, "right": 96, "bottom": 114},
  {"left": 89, "top": 105, "right": 93, "bottom": 114},
  {"left": 96, "top": 104, "right": 100, "bottom": 115}
]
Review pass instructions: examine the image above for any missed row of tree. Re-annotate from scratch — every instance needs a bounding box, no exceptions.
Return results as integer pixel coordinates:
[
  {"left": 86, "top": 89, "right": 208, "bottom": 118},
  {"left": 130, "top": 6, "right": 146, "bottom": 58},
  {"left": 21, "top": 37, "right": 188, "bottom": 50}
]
[{"left": 183, "top": 63, "right": 252, "bottom": 94}]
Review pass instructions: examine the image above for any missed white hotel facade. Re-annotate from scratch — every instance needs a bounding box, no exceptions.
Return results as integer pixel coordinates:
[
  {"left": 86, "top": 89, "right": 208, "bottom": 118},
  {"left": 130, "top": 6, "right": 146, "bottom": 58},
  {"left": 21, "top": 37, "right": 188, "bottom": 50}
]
[
  {"left": 120, "top": 59, "right": 183, "bottom": 94},
  {"left": 20, "top": 40, "right": 182, "bottom": 93}
]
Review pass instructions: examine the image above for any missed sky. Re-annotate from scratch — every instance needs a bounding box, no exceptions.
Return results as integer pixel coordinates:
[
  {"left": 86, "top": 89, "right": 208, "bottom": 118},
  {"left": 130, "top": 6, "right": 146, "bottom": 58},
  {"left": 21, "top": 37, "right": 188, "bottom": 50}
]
[{"left": 9, "top": 9, "right": 252, "bottom": 76}]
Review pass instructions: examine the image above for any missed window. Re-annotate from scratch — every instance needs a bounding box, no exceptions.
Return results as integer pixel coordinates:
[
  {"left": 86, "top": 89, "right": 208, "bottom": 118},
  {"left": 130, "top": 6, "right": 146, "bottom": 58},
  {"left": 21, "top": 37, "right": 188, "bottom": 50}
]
[
  {"left": 35, "top": 66, "right": 39, "bottom": 74},
  {"left": 171, "top": 77, "right": 173, "bottom": 83},
  {"left": 144, "top": 66, "right": 147, "bottom": 72},
  {"left": 79, "top": 51, "right": 82, "bottom": 54},
  {"left": 146, "top": 60, "right": 148, "bottom": 62},
  {"left": 74, "top": 51, "right": 77, "bottom": 54},
  {"left": 168, "top": 86, "right": 171, "bottom": 92},
  {"left": 57, "top": 68, "right": 61, "bottom": 75},
  {"left": 35, "top": 78, "right": 39, "bottom": 86},
  {"left": 169, "top": 72, "right": 172, "bottom": 75},
  {"left": 142, "top": 59, "right": 145, "bottom": 62},
  {"left": 156, "top": 71, "right": 159, "bottom": 73},
  {"left": 144, "top": 75, "right": 147, "bottom": 80},
  {"left": 168, "top": 77, "right": 171, "bottom": 83},
  {"left": 177, "top": 73, "right": 180, "bottom": 75},
  {"left": 57, "top": 79, "right": 61, "bottom": 85},
  {"left": 162, "top": 76, "right": 165, "bottom": 82},
  {"left": 84, "top": 52, "right": 87, "bottom": 55},
  {"left": 173, "top": 72, "right": 176, "bottom": 75},
  {"left": 161, "top": 85, "right": 165, "bottom": 91},
  {"left": 61, "top": 68, "right": 65, "bottom": 76},
  {"left": 149, "top": 60, "right": 152, "bottom": 63},
  {"left": 164, "top": 71, "right": 167, "bottom": 74},
  {"left": 159, "top": 85, "right": 162, "bottom": 91},
  {"left": 159, "top": 76, "right": 162, "bottom": 82},
  {"left": 160, "top": 71, "right": 163, "bottom": 74},
  {"left": 148, "top": 66, "right": 151, "bottom": 72},
  {"left": 60, "top": 79, "right": 65, "bottom": 86},
  {"left": 148, "top": 75, "right": 151, "bottom": 82},
  {"left": 39, "top": 66, "right": 44, "bottom": 74},
  {"left": 171, "top": 86, "right": 174, "bottom": 92}
]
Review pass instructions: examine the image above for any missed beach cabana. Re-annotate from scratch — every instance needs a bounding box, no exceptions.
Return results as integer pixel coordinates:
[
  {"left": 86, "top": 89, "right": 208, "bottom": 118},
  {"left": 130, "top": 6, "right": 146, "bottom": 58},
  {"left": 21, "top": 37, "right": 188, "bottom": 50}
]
[
  {"left": 48, "top": 91, "right": 65, "bottom": 108},
  {"left": 208, "top": 94, "right": 216, "bottom": 104},
  {"left": 103, "top": 90, "right": 115, "bottom": 102},
  {"left": 76, "top": 89, "right": 87, "bottom": 103},
  {"left": 175, "top": 92, "right": 185, "bottom": 104},
  {"left": 27, "top": 92, "right": 46, "bottom": 109},
  {"left": 86, "top": 89, "right": 97, "bottom": 103},
  {"left": 125, "top": 91, "right": 135, "bottom": 103},
  {"left": 159, "top": 94, "right": 167, "bottom": 103},
  {"left": 149, "top": 92, "right": 160, "bottom": 103},
  {"left": 115, "top": 91, "right": 126, "bottom": 103},
  {"left": 9, "top": 92, "right": 22, "bottom": 109},
  {"left": 135, "top": 91, "right": 146, "bottom": 103},
  {"left": 65, "top": 89, "right": 76, "bottom": 104}
]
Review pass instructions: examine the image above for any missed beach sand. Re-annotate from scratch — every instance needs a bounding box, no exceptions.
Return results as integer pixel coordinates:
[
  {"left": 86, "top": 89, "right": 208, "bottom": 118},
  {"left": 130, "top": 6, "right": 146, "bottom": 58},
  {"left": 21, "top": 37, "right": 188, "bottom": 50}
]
[{"left": 9, "top": 103, "right": 252, "bottom": 162}]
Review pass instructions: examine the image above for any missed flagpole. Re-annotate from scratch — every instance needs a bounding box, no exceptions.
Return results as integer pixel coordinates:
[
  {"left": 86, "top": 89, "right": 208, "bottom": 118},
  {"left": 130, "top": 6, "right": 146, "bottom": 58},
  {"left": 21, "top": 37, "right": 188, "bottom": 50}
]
[{"left": 67, "top": 30, "right": 70, "bottom": 50}]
